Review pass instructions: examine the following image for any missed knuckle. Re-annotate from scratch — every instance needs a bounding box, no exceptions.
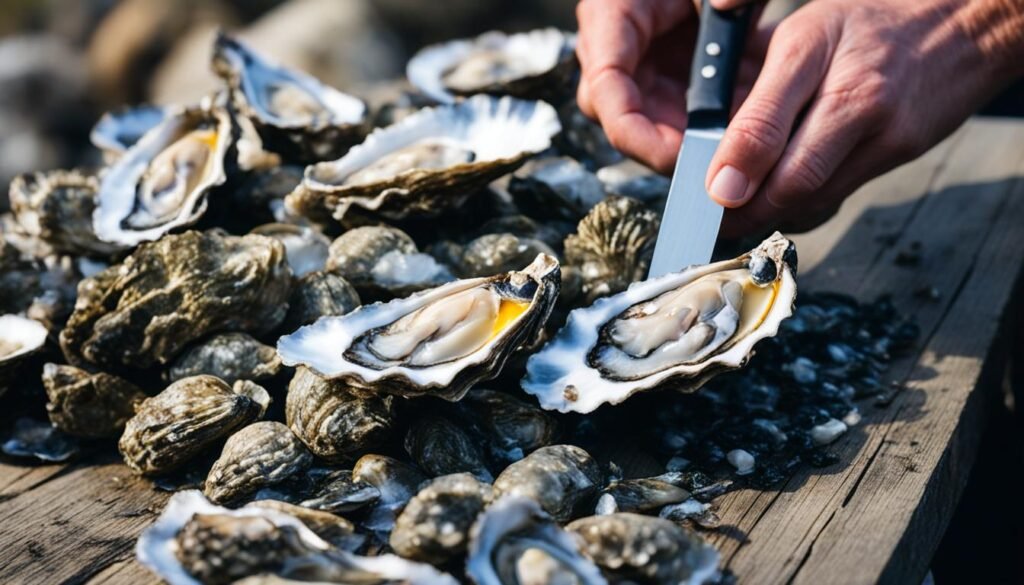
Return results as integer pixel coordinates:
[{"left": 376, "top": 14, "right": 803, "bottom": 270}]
[
  {"left": 787, "top": 148, "right": 832, "bottom": 194},
  {"left": 728, "top": 107, "right": 788, "bottom": 156}
]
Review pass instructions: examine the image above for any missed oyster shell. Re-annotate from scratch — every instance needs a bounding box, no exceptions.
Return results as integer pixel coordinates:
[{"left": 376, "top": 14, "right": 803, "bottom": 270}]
[
  {"left": 212, "top": 33, "right": 369, "bottom": 163},
  {"left": 287, "top": 95, "right": 560, "bottom": 224},
  {"left": 352, "top": 454, "right": 428, "bottom": 533},
  {"left": 251, "top": 223, "right": 330, "bottom": 277},
  {"left": 466, "top": 496, "right": 607, "bottom": 585},
  {"left": 564, "top": 195, "right": 660, "bottom": 303},
  {"left": 168, "top": 333, "right": 282, "bottom": 384},
  {"left": 523, "top": 232, "right": 798, "bottom": 413},
  {"left": 327, "top": 226, "right": 453, "bottom": 300},
  {"left": 596, "top": 159, "right": 670, "bottom": 204},
  {"left": 404, "top": 414, "right": 493, "bottom": 482},
  {"left": 459, "top": 233, "right": 555, "bottom": 278},
  {"left": 285, "top": 366, "right": 394, "bottom": 462},
  {"left": 204, "top": 422, "right": 314, "bottom": 504},
  {"left": 278, "top": 254, "right": 559, "bottom": 401},
  {"left": 508, "top": 156, "right": 607, "bottom": 222},
  {"left": 407, "top": 29, "right": 577, "bottom": 104},
  {"left": 1, "top": 417, "right": 80, "bottom": 462},
  {"left": 460, "top": 389, "right": 558, "bottom": 463},
  {"left": 283, "top": 270, "right": 361, "bottom": 331},
  {"left": 119, "top": 376, "right": 270, "bottom": 476},
  {"left": 390, "top": 473, "right": 493, "bottom": 565},
  {"left": 299, "top": 471, "right": 381, "bottom": 515},
  {"left": 0, "top": 314, "right": 48, "bottom": 397},
  {"left": 492, "top": 444, "right": 603, "bottom": 523},
  {"left": 8, "top": 170, "right": 127, "bottom": 257},
  {"left": 42, "top": 362, "right": 146, "bottom": 438},
  {"left": 60, "top": 230, "right": 292, "bottom": 370},
  {"left": 567, "top": 513, "right": 719, "bottom": 585},
  {"left": 93, "top": 104, "right": 232, "bottom": 246},
  {"left": 595, "top": 473, "right": 692, "bottom": 514},
  {"left": 247, "top": 500, "right": 364, "bottom": 552},
  {"left": 90, "top": 104, "right": 170, "bottom": 161}
]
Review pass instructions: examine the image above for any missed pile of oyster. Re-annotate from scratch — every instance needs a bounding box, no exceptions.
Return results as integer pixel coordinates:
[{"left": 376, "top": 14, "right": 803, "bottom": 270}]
[{"left": 0, "top": 27, "right": 917, "bottom": 585}]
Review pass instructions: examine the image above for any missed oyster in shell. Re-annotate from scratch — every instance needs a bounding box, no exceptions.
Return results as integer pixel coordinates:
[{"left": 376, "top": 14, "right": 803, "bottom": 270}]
[
  {"left": 287, "top": 95, "right": 560, "bottom": 224},
  {"left": 459, "top": 233, "right": 555, "bottom": 278},
  {"left": 90, "top": 104, "right": 169, "bottom": 162},
  {"left": 60, "top": 231, "right": 291, "bottom": 370},
  {"left": 204, "top": 422, "right": 314, "bottom": 504},
  {"left": 247, "top": 500, "right": 363, "bottom": 552},
  {"left": 282, "top": 270, "right": 361, "bottom": 331},
  {"left": 278, "top": 254, "right": 559, "bottom": 401},
  {"left": 567, "top": 513, "right": 719, "bottom": 585},
  {"left": 168, "top": 333, "right": 282, "bottom": 385},
  {"left": 404, "top": 414, "right": 493, "bottom": 482},
  {"left": 390, "top": 473, "right": 493, "bottom": 565},
  {"left": 460, "top": 389, "right": 558, "bottom": 463},
  {"left": 327, "top": 226, "right": 453, "bottom": 300},
  {"left": 93, "top": 105, "right": 232, "bottom": 246},
  {"left": 0, "top": 314, "right": 48, "bottom": 397},
  {"left": 299, "top": 471, "right": 381, "bottom": 515},
  {"left": 492, "top": 444, "right": 603, "bottom": 523},
  {"left": 352, "top": 454, "right": 429, "bottom": 533},
  {"left": 251, "top": 223, "right": 330, "bottom": 277},
  {"left": 43, "top": 363, "right": 146, "bottom": 438},
  {"left": 407, "top": 29, "right": 577, "bottom": 104},
  {"left": 466, "top": 496, "right": 607, "bottom": 585},
  {"left": 595, "top": 472, "right": 692, "bottom": 514},
  {"left": 523, "top": 233, "right": 797, "bottom": 413},
  {"left": 119, "top": 376, "right": 270, "bottom": 476},
  {"left": 596, "top": 159, "right": 670, "bottom": 204},
  {"left": 212, "top": 33, "right": 369, "bottom": 163}
]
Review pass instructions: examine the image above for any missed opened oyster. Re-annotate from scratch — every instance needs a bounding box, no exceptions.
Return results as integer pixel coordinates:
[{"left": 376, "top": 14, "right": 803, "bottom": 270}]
[
  {"left": 287, "top": 95, "right": 560, "bottom": 224},
  {"left": 407, "top": 29, "right": 577, "bottom": 104},
  {"left": 278, "top": 254, "right": 559, "bottom": 401},
  {"left": 93, "top": 104, "right": 232, "bottom": 246},
  {"left": 0, "top": 314, "right": 48, "bottom": 397},
  {"left": 212, "top": 33, "right": 369, "bottom": 163},
  {"left": 90, "top": 104, "right": 170, "bottom": 161},
  {"left": 251, "top": 223, "right": 330, "bottom": 277},
  {"left": 522, "top": 233, "right": 797, "bottom": 413}
]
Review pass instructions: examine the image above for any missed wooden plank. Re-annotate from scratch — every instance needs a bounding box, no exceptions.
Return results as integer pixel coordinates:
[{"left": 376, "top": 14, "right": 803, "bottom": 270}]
[{"left": 709, "top": 118, "right": 1024, "bottom": 583}]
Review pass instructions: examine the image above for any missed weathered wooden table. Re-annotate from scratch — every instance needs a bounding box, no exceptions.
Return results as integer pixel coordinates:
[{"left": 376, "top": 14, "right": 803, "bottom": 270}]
[{"left": 2, "top": 117, "right": 1023, "bottom": 584}]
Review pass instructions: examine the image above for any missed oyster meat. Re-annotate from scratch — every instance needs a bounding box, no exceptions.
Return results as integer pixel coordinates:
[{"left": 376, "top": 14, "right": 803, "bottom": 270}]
[
  {"left": 492, "top": 444, "right": 603, "bottom": 523},
  {"left": 204, "top": 421, "right": 314, "bottom": 504},
  {"left": 390, "top": 473, "right": 494, "bottom": 565},
  {"left": 60, "top": 230, "right": 291, "bottom": 370},
  {"left": 407, "top": 29, "right": 577, "bottom": 104},
  {"left": 43, "top": 362, "right": 147, "bottom": 438},
  {"left": 168, "top": 333, "right": 282, "bottom": 384},
  {"left": 287, "top": 95, "right": 560, "bottom": 224},
  {"left": 0, "top": 314, "right": 48, "bottom": 396},
  {"left": 523, "top": 232, "right": 798, "bottom": 413},
  {"left": 93, "top": 104, "right": 232, "bottom": 246},
  {"left": 212, "top": 33, "right": 369, "bottom": 163},
  {"left": 278, "top": 254, "right": 559, "bottom": 401}
]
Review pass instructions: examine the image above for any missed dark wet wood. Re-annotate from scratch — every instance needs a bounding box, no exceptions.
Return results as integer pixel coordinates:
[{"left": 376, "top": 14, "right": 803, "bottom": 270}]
[{"left": 1, "top": 117, "right": 1022, "bottom": 585}]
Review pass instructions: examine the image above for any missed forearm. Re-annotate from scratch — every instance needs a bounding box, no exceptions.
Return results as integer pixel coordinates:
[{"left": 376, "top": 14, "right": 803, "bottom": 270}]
[{"left": 951, "top": 0, "right": 1024, "bottom": 79}]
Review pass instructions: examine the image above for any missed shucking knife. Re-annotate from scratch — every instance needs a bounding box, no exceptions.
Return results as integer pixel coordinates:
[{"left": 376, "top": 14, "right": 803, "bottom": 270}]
[{"left": 648, "top": 1, "right": 752, "bottom": 278}]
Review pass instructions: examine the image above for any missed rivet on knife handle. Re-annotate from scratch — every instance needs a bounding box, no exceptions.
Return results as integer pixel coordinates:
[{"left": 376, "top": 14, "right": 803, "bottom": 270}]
[{"left": 686, "top": 0, "right": 752, "bottom": 125}]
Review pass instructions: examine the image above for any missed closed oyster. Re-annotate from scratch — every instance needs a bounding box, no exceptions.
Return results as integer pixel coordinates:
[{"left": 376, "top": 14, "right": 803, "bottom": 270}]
[
  {"left": 404, "top": 414, "right": 493, "bottom": 482},
  {"left": 509, "top": 156, "right": 607, "bottom": 222},
  {"left": 285, "top": 366, "right": 394, "bottom": 462},
  {"left": 60, "top": 230, "right": 292, "bottom": 370},
  {"left": 119, "top": 376, "right": 270, "bottom": 476},
  {"left": 596, "top": 159, "right": 670, "bottom": 204},
  {"left": 492, "top": 444, "right": 603, "bottom": 523},
  {"left": 0, "top": 314, "right": 48, "bottom": 397},
  {"left": 564, "top": 196, "right": 660, "bottom": 303},
  {"left": 287, "top": 95, "right": 560, "bottom": 224},
  {"left": 567, "top": 514, "right": 719, "bottom": 585},
  {"left": 212, "top": 33, "right": 369, "bottom": 163},
  {"left": 326, "top": 226, "right": 453, "bottom": 300},
  {"left": 93, "top": 104, "right": 232, "bottom": 246},
  {"left": 390, "top": 473, "right": 494, "bottom": 566},
  {"left": 90, "top": 104, "right": 169, "bottom": 161},
  {"left": 595, "top": 473, "right": 692, "bottom": 514},
  {"left": 251, "top": 223, "right": 330, "bottom": 277},
  {"left": 8, "top": 170, "right": 126, "bottom": 257},
  {"left": 282, "top": 270, "right": 361, "bottom": 331},
  {"left": 299, "top": 472, "right": 381, "bottom": 515},
  {"left": 168, "top": 333, "right": 282, "bottom": 384},
  {"left": 466, "top": 496, "right": 607, "bottom": 585},
  {"left": 523, "top": 233, "right": 798, "bottom": 413},
  {"left": 278, "top": 254, "right": 559, "bottom": 401},
  {"left": 352, "top": 454, "right": 428, "bottom": 533},
  {"left": 204, "top": 422, "right": 313, "bottom": 504},
  {"left": 407, "top": 29, "right": 577, "bottom": 104},
  {"left": 459, "top": 233, "right": 555, "bottom": 278},
  {"left": 43, "top": 362, "right": 146, "bottom": 438},
  {"left": 460, "top": 389, "right": 558, "bottom": 463}
]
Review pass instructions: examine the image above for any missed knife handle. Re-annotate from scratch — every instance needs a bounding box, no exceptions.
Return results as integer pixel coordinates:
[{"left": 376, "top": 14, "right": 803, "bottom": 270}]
[{"left": 686, "top": 0, "right": 752, "bottom": 125}]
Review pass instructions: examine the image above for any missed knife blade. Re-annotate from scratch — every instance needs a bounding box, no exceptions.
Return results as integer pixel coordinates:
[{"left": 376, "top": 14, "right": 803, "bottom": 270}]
[{"left": 648, "top": 1, "right": 752, "bottom": 278}]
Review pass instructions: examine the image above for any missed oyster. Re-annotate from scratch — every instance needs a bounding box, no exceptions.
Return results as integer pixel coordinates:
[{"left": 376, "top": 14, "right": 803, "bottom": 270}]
[
  {"left": 93, "top": 104, "right": 232, "bottom": 246},
  {"left": 119, "top": 376, "right": 270, "bottom": 476},
  {"left": 251, "top": 223, "right": 330, "bottom": 277},
  {"left": 466, "top": 496, "right": 607, "bottom": 585},
  {"left": 459, "top": 233, "right": 555, "bottom": 278},
  {"left": 60, "top": 231, "right": 292, "bottom": 370},
  {"left": 43, "top": 363, "right": 146, "bottom": 438},
  {"left": 492, "top": 444, "right": 603, "bottom": 523},
  {"left": 564, "top": 195, "right": 660, "bottom": 303},
  {"left": 212, "top": 33, "right": 369, "bottom": 163},
  {"left": 248, "top": 500, "right": 364, "bottom": 552},
  {"left": 287, "top": 95, "right": 560, "bottom": 224},
  {"left": 595, "top": 473, "right": 692, "bottom": 514},
  {"left": 299, "top": 472, "right": 381, "bottom": 515},
  {"left": 523, "top": 232, "right": 798, "bottom": 413},
  {"left": 1, "top": 417, "right": 80, "bottom": 462},
  {"left": 508, "top": 156, "right": 607, "bottom": 222},
  {"left": 390, "top": 473, "right": 493, "bottom": 565},
  {"left": 567, "top": 514, "right": 720, "bottom": 585},
  {"left": 404, "top": 414, "right": 493, "bottom": 482},
  {"left": 0, "top": 314, "right": 48, "bottom": 396},
  {"left": 282, "top": 270, "right": 361, "bottom": 331},
  {"left": 596, "top": 159, "right": 670, "bottom": 204},
  {"left": 459, "top": 389, "right": 558, "bottom": 463},
  {"left": 285, "top": 366, "right": 394, "bottom": 462},
  {"left": 278, "top": 254, "right": 559, "bottom": 401},
  {"left": 90, "top": 104, "right": 170, "bottom": 161},
  {"left": 407, "top": 29, "right": 577, "bottom": 104},
  {"left": 204, "top": 422, "right": 314, "bottom": 504},
  {"left": 352, "top": 454, "right": 428, "bottom": 533},
  {"left": 8, "top": 170, "right": 126, "bottom": 257},
  {"left": 327, "top": 226, "right": 454, "bottom": 300},
  {"left": 168, "top": 333, "right": 282, "bottom": 385}
]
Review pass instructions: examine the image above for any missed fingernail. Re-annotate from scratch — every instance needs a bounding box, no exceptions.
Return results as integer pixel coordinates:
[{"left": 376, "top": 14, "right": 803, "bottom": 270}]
[{"left": 710, "top": 166, "right": 750, "bottom": 203}]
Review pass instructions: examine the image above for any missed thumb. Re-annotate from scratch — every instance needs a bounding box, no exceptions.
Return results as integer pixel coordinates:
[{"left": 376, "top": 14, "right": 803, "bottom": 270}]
[{"left": 709, "top": 0, "right": 760, "bottom": 10}]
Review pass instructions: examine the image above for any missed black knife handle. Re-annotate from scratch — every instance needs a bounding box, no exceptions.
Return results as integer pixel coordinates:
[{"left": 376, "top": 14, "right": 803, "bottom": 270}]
[{"left": 686, "top": 0, "right": 752, "bottom": 126}]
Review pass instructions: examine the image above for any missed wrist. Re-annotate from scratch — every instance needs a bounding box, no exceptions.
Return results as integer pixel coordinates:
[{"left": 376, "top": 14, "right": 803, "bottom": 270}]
[{"left": 951, "top": 0, "right": 1024, "bottom": 79}]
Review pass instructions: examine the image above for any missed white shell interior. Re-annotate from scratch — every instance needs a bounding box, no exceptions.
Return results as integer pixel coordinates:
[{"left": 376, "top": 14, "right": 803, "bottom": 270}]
[
  {"left": 305, "top": 95, "right": 561, "bottom": 193},
  {"left": 0, "top": 314, "right": 48, "bottom": 363},
  {"left": 407, "top": 28, "right": 575, "bottom": 103},
  {"left": 90, "top": 105, "right": 170, "bottom": 155}
]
